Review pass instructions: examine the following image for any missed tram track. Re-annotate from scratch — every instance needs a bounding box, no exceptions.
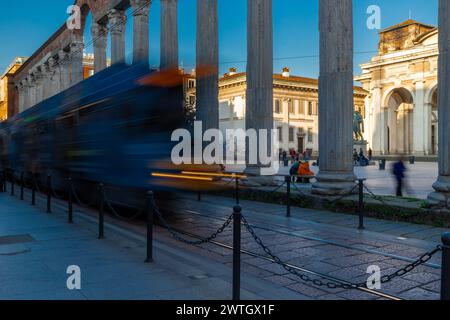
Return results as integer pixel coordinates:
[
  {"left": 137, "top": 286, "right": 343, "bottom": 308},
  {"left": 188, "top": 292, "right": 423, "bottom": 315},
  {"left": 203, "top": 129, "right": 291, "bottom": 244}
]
[
  {"left": 163, "top": 221, "right": 403, "bottom": 301},
  {"left": 11, "top": 189, "right": 428, "bottom": 300},
  {"left": 170, "top": 202, "right": 442, "bottom": 270}
]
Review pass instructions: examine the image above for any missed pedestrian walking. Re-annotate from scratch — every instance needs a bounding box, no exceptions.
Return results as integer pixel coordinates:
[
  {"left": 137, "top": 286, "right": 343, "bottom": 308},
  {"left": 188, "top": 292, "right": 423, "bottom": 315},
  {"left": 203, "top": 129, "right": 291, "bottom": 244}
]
[{"left": 392, "top": 158, "right": 406, "bottom": 197}]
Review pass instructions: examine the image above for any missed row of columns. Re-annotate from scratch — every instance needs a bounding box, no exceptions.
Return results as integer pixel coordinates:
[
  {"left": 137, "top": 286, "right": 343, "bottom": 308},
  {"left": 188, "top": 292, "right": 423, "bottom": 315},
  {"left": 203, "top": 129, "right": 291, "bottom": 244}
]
[{"left": 13, "top": 0, "right": 450, "bottom": 204}]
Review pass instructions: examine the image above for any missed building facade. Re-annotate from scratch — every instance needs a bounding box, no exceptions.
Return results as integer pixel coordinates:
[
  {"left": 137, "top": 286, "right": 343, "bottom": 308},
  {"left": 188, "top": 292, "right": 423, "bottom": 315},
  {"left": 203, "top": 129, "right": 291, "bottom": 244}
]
[
  {"left": 356, "top": 19, "right": 439, "bottom": 156},
  {"left": 0, "top": 57, "right": 27, "bottom": 121},
  {"left": 185, "top": 67, "right": 368, "bottom": 156}
]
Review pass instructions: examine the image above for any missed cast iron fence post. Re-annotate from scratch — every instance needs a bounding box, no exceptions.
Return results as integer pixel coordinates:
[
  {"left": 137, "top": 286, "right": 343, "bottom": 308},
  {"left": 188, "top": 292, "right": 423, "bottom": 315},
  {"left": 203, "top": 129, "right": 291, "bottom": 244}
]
[
  {"left": 441, "top": 233, "right": 450, "bottom": 300},
  {"left": 233, "top": 205, "right": 242, "bottom": 301},
  {"left": 46, "top": 175, "right": 52, "bottom": 213},
  {"left": 3, "top": 170, "right": 6, "bottom": 192},
  {"left": 0, "top": 170, "right": 4, "bottom": 193},
  {"left": 68, "top": 178, "right": 73, "bottom": 224},
  {"left": 235, "top": 175, "right": 240, "bottom": 205},
  {"left": 198, "top": 190, "right": 202, "bottom": 202},
  {"left": 145, "top": 191, "right": 154, "bottom": 263},
  {"left": 20, "top": 172, "right": 24, "bottom": 200},
  {"left": 358, "top": 179, "right": 365, "bottom": 230},
  {"left": 286, "top": 176, "right": 291, "bottom": 217},
  {"left": 31, "top": 174, "right": 36, "bottom": 206},
  {"left": 98, "top": 183, "right": 105, "bottom": 239},
  {"left": 10, "top": 171, "right": 14, "bottom": 196}
]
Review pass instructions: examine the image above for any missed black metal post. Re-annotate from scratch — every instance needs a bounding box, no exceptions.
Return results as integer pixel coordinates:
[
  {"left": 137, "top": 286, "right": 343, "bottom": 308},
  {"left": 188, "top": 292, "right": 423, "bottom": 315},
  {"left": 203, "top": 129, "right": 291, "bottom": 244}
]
[
  {"left": 46, "top": 175, "right": 52, "bottom": 213},
  {"left": 235, "top": 176, "right": 240, "bottom": 205},
  {"left": 98, "top": 183, "right": 105, "bottom": 239},
  {"left": 0, "top": 170, "right": 4, "bottom": 193},
  {"left": 198, "top": 190, "right": 201, "bottom": 202},
  {"left": 286, "top": 176, "right": 291, "bottom": 217},
  {"left": 145, "top": 191, "right": 154, "bottom": 263},
  {"left": 20, "top": 172, "right": 24, "bottom": 200},
  {"left": 3, "top": 170, "right": 6, "bottom": 192},
  {"left": 10, "top": 171, "right": 14, "bottom": 196},
  {"left": 31, "top": 174, "right": 36, "bottom": 206},
  {"left": 358, "top": 179, "right": 365, "bottom": 230},
  {"left": 441, "top": 233, "right": 450, "bottom": 300},
  {"left": 232, "top": 205, "right": 242, "bottom": 301},
  {"left": 68, "top": 178, "right": 73, "bottom": 224}
]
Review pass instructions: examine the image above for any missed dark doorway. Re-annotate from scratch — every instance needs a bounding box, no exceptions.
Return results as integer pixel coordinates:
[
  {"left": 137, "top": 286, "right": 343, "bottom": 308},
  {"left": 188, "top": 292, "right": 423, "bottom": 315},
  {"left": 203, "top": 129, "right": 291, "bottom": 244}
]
[
  {"left": 432, "top": 125, "right": 436, "bottom": 155},
  {"left": 297, "top": 137, "right": 304, "bottom": 154}
]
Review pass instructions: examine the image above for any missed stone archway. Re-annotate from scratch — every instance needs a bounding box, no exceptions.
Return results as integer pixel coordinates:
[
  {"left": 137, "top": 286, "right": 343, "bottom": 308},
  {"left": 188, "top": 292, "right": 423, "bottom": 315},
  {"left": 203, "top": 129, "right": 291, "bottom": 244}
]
[
  {"left": 384, "top": 87, "right": 415, "bottom": 155},
  {"left": 430, "top": 87, "right": 438, "bottom": 155}
]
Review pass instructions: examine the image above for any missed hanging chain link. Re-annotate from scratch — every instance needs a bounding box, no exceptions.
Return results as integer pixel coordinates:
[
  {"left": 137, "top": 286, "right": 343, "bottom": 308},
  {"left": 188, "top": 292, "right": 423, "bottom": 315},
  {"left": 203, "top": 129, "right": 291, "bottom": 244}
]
[
  {"left": 363, "top": 185, "right": 388, "bottom": 205},
  {"left": 326, "top": 184, "right": 359, "bottom": 205},
  {"left": 101, "top": 188, "right": 143, "bottom": 221},
  {"left": 241, "top": 214, "right": 442, "bottom": 290},
  {"left": 150, "top": 198, "right": 233, "bottom": 246}
]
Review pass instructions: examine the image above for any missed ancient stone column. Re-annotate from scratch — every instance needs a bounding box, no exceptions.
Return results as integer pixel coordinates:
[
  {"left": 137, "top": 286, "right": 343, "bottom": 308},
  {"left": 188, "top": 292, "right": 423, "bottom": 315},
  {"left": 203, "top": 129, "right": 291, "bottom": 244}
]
[
  {"left": 70, "top": 41, "right": 84, "bottom": 85},
  {"left": 196, "top": 0, "right": 219, "bottom": 133},
  {"left": 109, "top": 9, "right": 126, "bottom": 65},
  {"left": 245, "top": 0, "right": 274, "bottom": 175},
  {"left": 160, "top": 0, "right": 178, "bottom": 69},
  {"left": 428, "top": 0, "right": 450, "bottom": 205},
  {"left": 27, "top": 73, "right": 37, "bottom": 108},
  {"left": 17, "top": 82, "right": 25, "bottom": 113},
  {"left": 58, "top": 50, "right": 70, "bottom": 91},
  {"left": 33, "top": 68, "right": 44, "bottom": 106},
  {"left": 91, "top": 22, "right": 108, "bottom": 72},
  {"left": 42, "top": 62, "right": 53, "bottom": 100},
  {"left": 312, "top": 0, "right": 356, "bottom": 195},
  {"left": 131, "top": 0, "right": 151, "bottom": 64}
]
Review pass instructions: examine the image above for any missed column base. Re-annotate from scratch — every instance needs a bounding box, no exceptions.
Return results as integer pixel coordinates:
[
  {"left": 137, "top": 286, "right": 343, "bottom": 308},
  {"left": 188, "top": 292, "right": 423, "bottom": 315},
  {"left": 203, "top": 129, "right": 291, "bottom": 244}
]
[
  {"left": 427, "top": 176, "right": 450, "bottom": 206},
  {"left": 312, "top": 171, "right": 357, "bottom": 196}
]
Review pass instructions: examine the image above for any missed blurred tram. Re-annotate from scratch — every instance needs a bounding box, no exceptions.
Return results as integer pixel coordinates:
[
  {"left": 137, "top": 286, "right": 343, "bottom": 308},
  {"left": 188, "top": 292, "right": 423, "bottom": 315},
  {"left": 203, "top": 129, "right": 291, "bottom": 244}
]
[{"left": 0, "top": 63, "right": 221, "bottom": 209}]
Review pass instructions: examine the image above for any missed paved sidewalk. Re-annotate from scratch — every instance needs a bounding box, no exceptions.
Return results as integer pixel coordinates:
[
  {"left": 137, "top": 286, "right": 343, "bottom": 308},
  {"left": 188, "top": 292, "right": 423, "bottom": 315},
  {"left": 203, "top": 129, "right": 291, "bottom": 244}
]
[{"left": 0, "top": 193, "right": 304, "bottom": 300}]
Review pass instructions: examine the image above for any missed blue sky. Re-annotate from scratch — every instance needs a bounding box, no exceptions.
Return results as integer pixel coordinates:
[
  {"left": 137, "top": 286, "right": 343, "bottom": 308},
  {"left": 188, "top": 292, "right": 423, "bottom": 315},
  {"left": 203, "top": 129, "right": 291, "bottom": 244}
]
[{"left": 0, "top": 0, "right": 439, "bottom": 79}]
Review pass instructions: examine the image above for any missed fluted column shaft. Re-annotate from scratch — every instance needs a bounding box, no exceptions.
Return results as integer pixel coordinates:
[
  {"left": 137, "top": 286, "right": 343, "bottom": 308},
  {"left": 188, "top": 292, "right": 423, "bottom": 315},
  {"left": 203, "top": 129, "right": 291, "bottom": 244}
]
[
  {"left": 429, "top": 0, "right": 450, "bottom": 204},
  {"left": 109, "top": 9, "right": 126, "bottom": 65},
  {"left": 245, "top": 0, "right": 273, "bottom": 172},
  {"left": 196, "top": 0, "right": 219, "bottom": 132},
  {"left": 70, "top": 41, "right": 84, "bottom": 85},
  {"left": 91, "top": 23, "right": 108, "bottom": 72},
  {"left": 58, "top": 50, "right": 70, "bottom": 92},
  {"left": 131, "top": 0, "right": 150, "bottom": 64},
  {"left": 312, "top": 0, "right": 356, "bottom": 195},
  {"left": 161, "top": 0, "right": 178, "bottom": 69}
]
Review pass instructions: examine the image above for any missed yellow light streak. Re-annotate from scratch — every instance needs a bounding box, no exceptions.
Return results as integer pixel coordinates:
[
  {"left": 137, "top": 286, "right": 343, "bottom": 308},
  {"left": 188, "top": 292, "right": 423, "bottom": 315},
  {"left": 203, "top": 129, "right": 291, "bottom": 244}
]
[
  {"left": 181, "top": 171, "right": 247, "bottom": 179},
  {"left": 151, "top": 172, "right": 214, "bottom": 182}
]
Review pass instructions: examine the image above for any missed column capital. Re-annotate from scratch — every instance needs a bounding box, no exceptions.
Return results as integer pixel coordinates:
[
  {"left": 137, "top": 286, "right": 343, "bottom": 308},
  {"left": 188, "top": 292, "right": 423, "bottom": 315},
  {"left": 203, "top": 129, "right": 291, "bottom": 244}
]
[
  {"left": 108, "top": 9, "right": 126, "bottom": 34},
  {"left": 130, "top": 0, "right": 151, "bottom": 16},
  {"left": 91, "top": 22, "right": 108, "bottom": 48}
]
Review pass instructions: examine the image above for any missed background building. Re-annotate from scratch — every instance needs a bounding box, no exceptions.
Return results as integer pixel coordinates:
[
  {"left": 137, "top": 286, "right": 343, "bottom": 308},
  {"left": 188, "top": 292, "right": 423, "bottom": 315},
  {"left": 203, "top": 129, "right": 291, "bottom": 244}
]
[
  {"left": 0, "top": 57, "right": 27, "bottom": 120},
  {"left": 356, "top": 19, "right": 439, "bottom": 157},
  {"left": 185, "top": 67, "right": 368, "bottom": 156}
]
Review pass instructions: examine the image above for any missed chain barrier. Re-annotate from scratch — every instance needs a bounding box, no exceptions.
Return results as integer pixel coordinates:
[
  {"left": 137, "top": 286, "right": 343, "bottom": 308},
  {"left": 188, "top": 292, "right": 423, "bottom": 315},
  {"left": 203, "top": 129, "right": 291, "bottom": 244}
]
[
  {"left": 50, "top": 183, "right": 66, "bottom": 200},
  {"left": 150, "top": 197, "right": 233, "bottom": 246},
  {"left": 70, "top": 183, "right": 97, "bottom": 208},
  {"left": 101, "top": 188, "right": 143, "bottom": 221},
  {"left": 32, "top": 174, "right": 42, "bottom": 193},
  {"left": 268, "top": 181, "right": 287, "bottom": 195},
  {"left": 240, "top": 214, "right": 442, "bottom": 290},
  {"left": 291, "top": 181, "right": 308, "bottom": 197},
  {"left": 325, "top": 184, "right": 359, "bottom": 206},
  {"left": 363, "top": 185, "right": 388, "bottom": 205}
]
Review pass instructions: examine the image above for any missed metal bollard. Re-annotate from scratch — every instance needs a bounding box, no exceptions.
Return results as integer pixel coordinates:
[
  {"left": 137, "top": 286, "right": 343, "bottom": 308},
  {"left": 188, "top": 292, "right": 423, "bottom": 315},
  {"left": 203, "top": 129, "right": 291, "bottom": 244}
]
[
  {"left": 3, "top": 170, "right": 6, "bottom": 193},
  {"left": 235, "top": 176, "right": 240, "bottom": 205},
  {"left": 232, "top": 205, "right": 242, "bottom": 301},
  {"left": 286, "top": 176, "right": 291, "bottom": 217},
  {"left": 68, "top": 178, "right": 73, "bottom": 224},
  {"left": 0, "top": 170, "right": 4, "bottom": 193},
  {"left": 441, "top": 233, "right": 450, "bottom": 300},
  {"left": 197, "top": 191, "right": 202, "bottom": 202},
  {"left": 145, "top": 191, "right": 154, "bottom": 263},
  {"left": 46, "top": 175, "right": 52, "bottom": 213},
  {"left": 31, "top": 174, "right": 36, "bottom": 206},
  {"left": 10, "top": 171, "right": 14, "bottom": 196},
  {"left": 20, "top": 172, "right": 24, "bottom": 200},
  {"left": 358, "top": 179, "right": 365, "bottom": 230},
  {"left": 98, "top": 183, "right": 105, "bottom": 239}
]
